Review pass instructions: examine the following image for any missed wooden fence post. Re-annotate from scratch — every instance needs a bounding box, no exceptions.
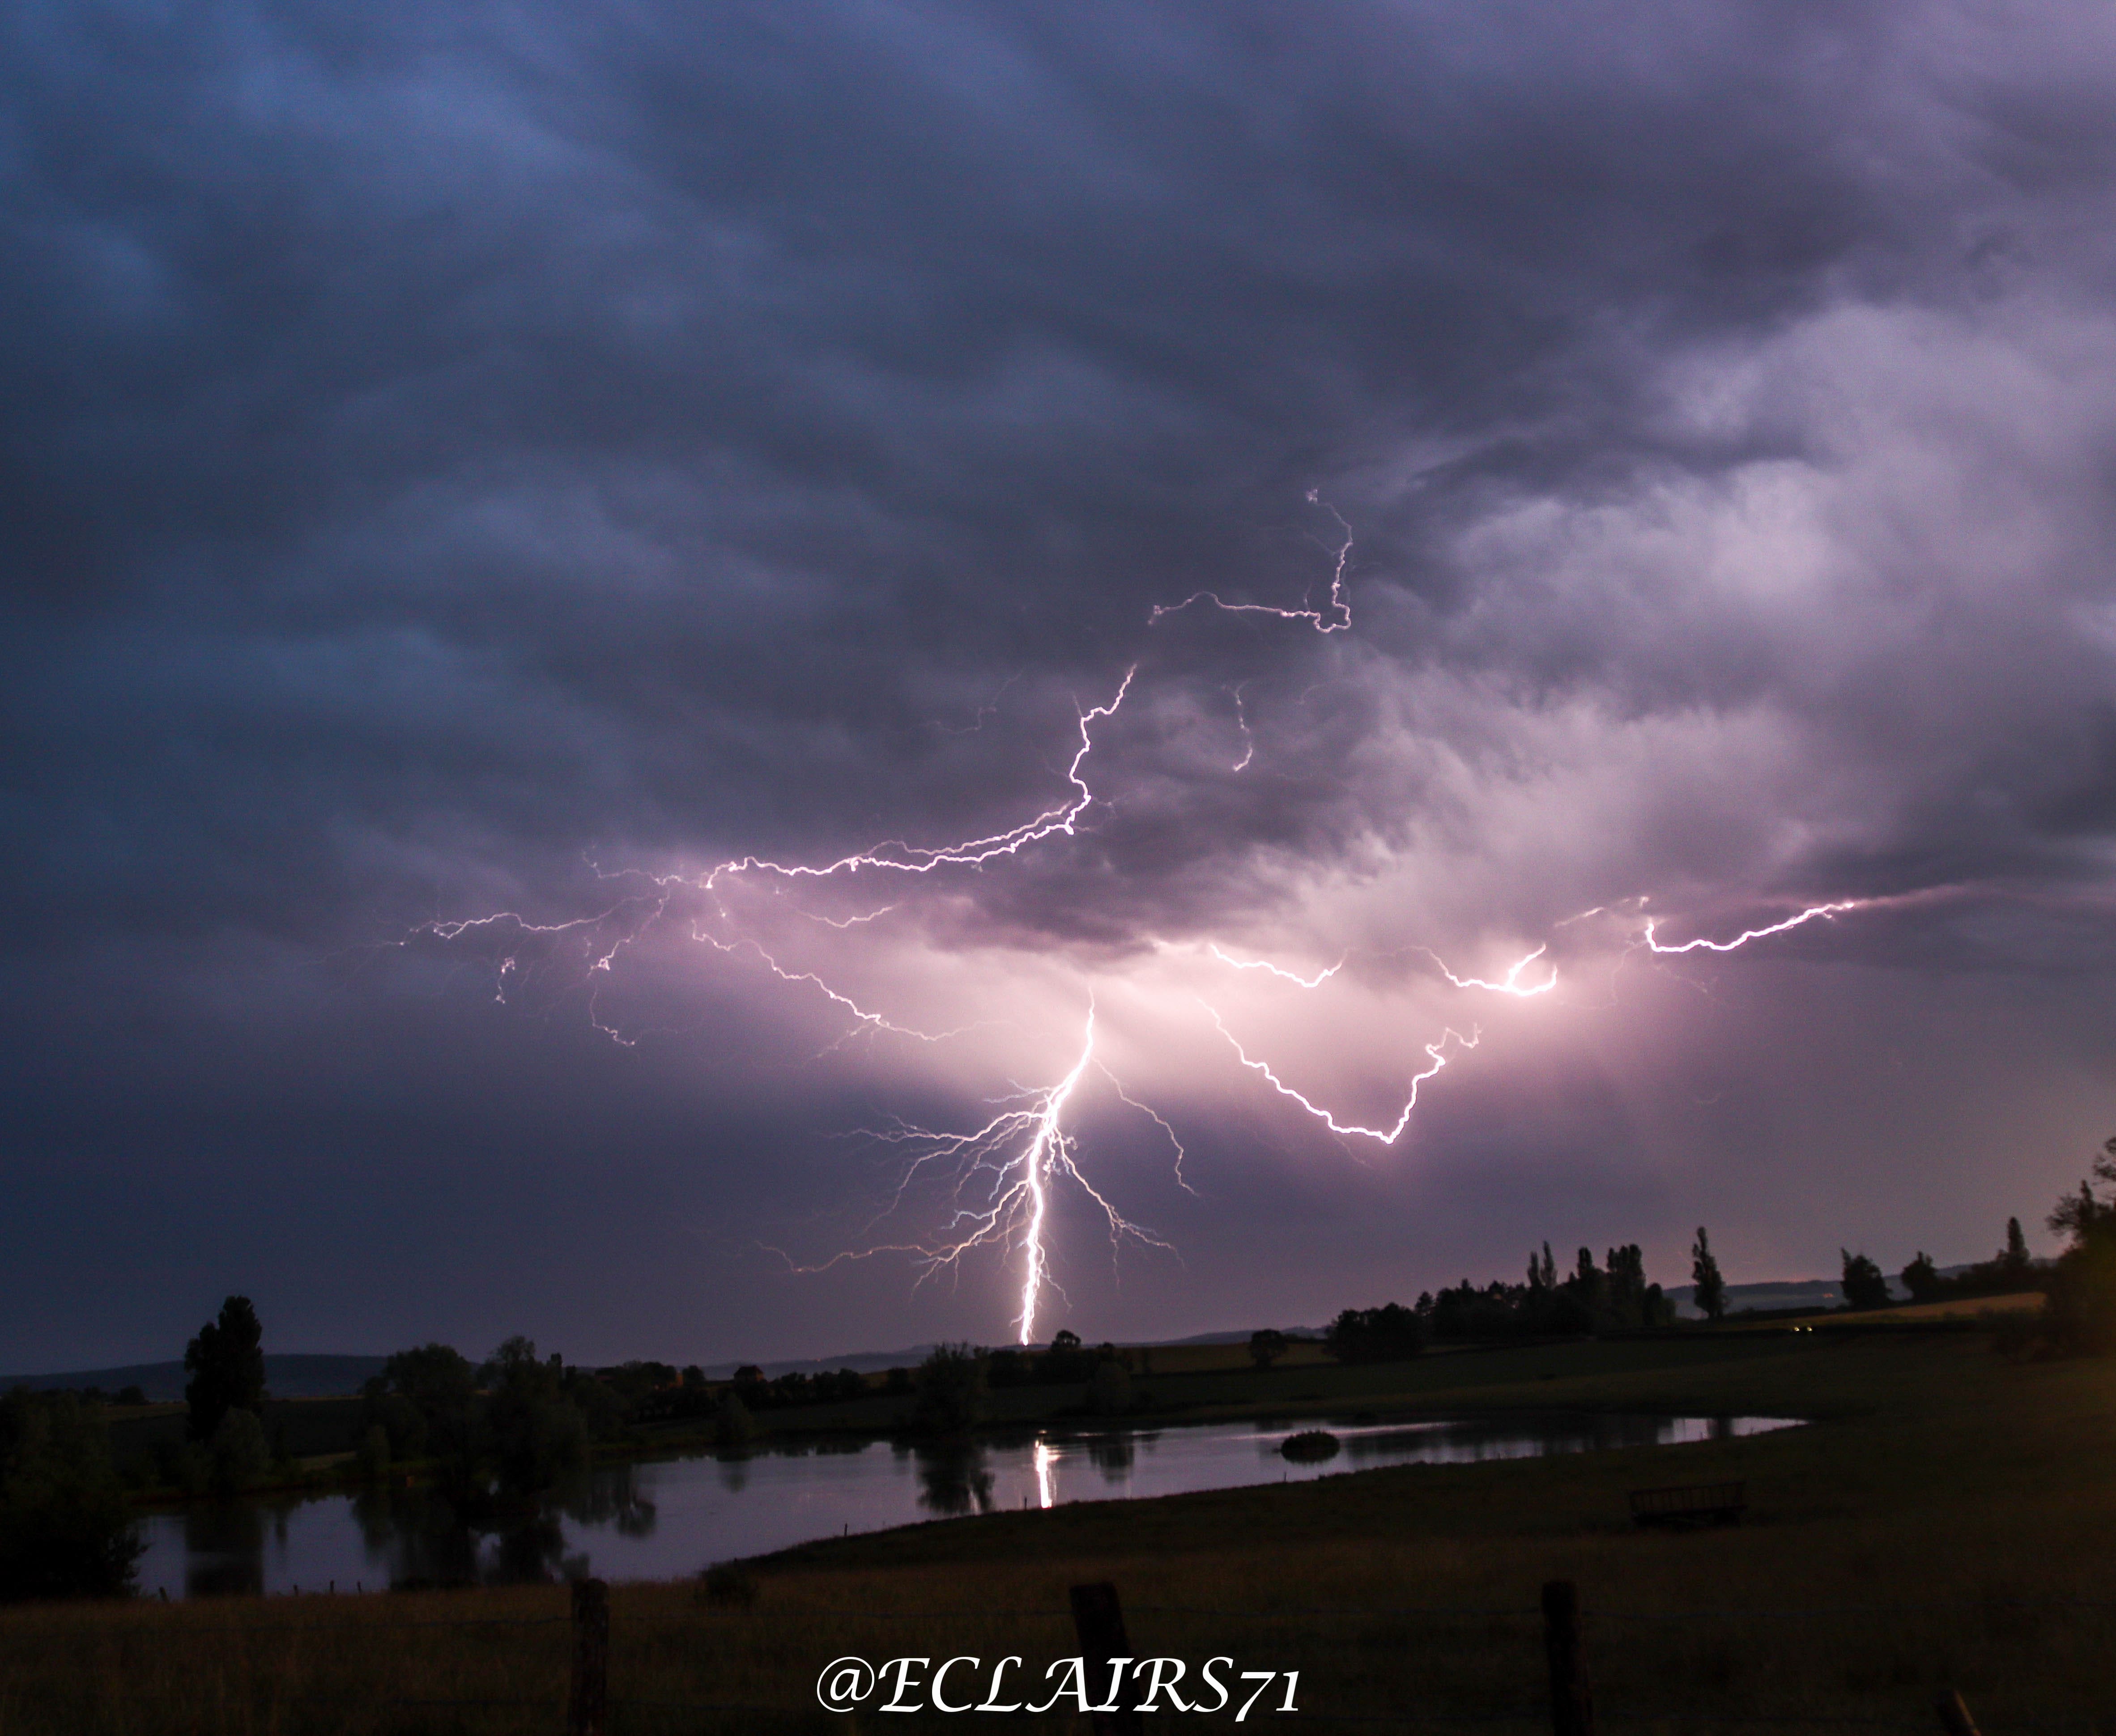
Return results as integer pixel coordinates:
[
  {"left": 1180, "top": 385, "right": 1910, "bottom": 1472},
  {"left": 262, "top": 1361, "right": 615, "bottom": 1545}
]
[
  {"left": 568, "top": 1577, "right": 609, "bottom": 1736},
  {"left": 1541, "top": 1579, "right": 1593, "bottom": 1736},
  {"left": 1936, "top": 1689, "right": 1981, "bottom": 1736},
  {"left": 1069, "top": 1581, "right": 1144, "bottom": 1736}
]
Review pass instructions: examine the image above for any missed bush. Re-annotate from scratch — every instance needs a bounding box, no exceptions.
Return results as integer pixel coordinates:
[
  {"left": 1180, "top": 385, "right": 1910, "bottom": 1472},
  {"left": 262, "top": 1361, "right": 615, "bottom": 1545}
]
[
  {"left": 712, "top": 1393, "right": 758, "bottom": 1449},
  {"left": 2041, "top": 1233, "right": 2116, "bottom": 1356},
  {"left": 1088, "top": 1359, "right": 1133, "bottom": 1416},
  {"left": 355, "top": 1424, "right": 392, "bottom": 1482},
  {"left": 209, "top": 1408, "right": 269, "bottom": 1495},
  {"left": 0, "top": 1392, "right": 142, "bottom": 1601}
]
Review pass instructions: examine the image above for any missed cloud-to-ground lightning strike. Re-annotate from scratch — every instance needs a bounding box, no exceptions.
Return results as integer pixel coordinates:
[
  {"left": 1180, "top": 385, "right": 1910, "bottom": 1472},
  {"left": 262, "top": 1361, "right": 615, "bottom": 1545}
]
[
  {"left": 410, "top": 666, "right": 1185, "bottom": 1334},
  {"left": 407, "top": 499, "right": 1907, "bottom": 1342},
  {"left": 779, "top": 1003, "right": 1176, "bottom": 1343}
]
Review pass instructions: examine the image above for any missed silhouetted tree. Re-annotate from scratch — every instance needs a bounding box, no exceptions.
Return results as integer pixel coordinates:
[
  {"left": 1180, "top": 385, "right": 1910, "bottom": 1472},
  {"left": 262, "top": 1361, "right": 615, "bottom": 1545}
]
[
  {"left": 1324, "top": 1304, "right": 1425, "bottom": 1364},
  {"left": 1902, "top": 1251, "right": 1941, "bottom": 1302},
  {"left": 1248, "top": 1329, "right": 1288, "bottom": 1369},
  {"left": 1690, "top": 1228, "right": 1727, "bottom": 1322},
  {"left": 1039, "top": 1329, "right": 1093, "bottom": 1383},
  {"left": 1605, "top": 1245, "right": 1645, "bottom": 1325},
  {"left": 912, "top": 1343, "right": 985, "bottom": 1434},
  {"left": 1840, "top": 1249, "right": 1890, "bottom": 1310},
  {"left": 184, "top": 1297, "right": 265, "bottom": 1443},
  {"left": 2040, "top": 1137, "right": 2116, "bottom": 1353},
  {"left": 480, "top": 1338, "right": 588, "bottom": 1499},
  {"left": 2002, "top": 1217, "right": 2033, "bottom": 1282},
  {"left": 363, "top": 1343, "right": 478, "bottom": 1472},
  {"left": 0, "top": 1391, "right": 142, "bottom": 1601},
  {"left": 712, "top": 1391, "right": 758, "bottom": 1448}
]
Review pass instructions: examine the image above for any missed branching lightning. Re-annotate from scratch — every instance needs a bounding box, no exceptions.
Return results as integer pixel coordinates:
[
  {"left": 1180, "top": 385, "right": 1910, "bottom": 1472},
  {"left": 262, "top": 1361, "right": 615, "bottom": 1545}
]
[
  {"left": 404, "top": 495, "right": 1908, "bottom": 1345},
  {"left": 699, "top": 669, "right": 1135, "bottom": 888},
  {"left": 1149, "top": 492, "right": 1354, "bottom": 634},
  {"left": 1422, "top": 942, "right": 1558, "bottom": 996},
  {"left": 779, "top": 1003, "right": 1175, "bottom": 1343},
  {"left": 1204, "top": 1001, "right": 1480, "bottom": 1145}
]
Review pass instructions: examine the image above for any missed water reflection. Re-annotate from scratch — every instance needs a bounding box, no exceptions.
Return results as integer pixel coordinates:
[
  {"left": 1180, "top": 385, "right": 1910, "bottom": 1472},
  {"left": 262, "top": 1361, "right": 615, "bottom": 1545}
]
[
  {"left": 912, "top": 1440, "right": 996, "bottom": 1516},
  {"left": 136, "top": 1413, "right": 1802, "bottom": 1600},
  {"left": 1085, "top": 1435, "right": 1134, "bottom": 1480},
  {"left": 184, "top": 1502, "right": 268, "bottom": 1598}
]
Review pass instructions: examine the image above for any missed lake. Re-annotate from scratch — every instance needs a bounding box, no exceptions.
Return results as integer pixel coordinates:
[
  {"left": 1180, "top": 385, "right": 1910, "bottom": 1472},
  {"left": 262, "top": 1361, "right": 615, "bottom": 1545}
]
[{"left": 138, "top": 1412, "right": 1801, "bottom": 1599}]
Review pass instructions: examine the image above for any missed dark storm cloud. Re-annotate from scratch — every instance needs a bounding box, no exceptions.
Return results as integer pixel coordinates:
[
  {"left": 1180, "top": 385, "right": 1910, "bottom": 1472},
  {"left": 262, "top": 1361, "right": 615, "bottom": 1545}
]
[{"left": 3, "top": 1, "right": 2114, "bottom": 1366}]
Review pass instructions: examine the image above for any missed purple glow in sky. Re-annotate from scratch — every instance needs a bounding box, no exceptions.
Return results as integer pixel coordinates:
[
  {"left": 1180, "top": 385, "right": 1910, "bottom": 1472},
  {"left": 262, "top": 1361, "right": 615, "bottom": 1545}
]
[{"left": 3, "top": 2, "right": 2113, "bottom": 1371}]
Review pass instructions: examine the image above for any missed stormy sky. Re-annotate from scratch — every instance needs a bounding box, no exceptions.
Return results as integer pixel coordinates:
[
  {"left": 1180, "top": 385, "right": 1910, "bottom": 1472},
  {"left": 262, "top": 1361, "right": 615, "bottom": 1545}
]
[{"left": 4, "top": 2, "right": 2114, "bottom": 1370}]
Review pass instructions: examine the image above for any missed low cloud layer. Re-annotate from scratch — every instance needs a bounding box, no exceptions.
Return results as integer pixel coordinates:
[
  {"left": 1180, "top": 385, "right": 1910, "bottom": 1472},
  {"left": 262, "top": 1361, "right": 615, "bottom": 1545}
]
[{"left": 3, "top": 3, "right": 2113, "bottom": 1367}]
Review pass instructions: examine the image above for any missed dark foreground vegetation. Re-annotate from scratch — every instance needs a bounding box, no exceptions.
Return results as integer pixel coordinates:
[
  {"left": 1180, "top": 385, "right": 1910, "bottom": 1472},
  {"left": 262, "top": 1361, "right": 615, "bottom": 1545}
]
[
  {"left": 1, "top": 1327, "right": 2112, "bottom": 1732},
  {"left": 0, "top": 1183, "right": 2084, "bottom": 1612},
  {"left": 4, "top": 1139, "right": 2113, "bottom": 1726}
]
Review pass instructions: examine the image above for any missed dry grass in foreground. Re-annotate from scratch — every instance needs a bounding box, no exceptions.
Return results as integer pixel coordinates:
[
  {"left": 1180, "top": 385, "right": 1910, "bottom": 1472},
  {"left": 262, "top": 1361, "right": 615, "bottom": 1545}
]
[{"left": 4, "top": 1330, "right": 2116, "bottom": 1733}]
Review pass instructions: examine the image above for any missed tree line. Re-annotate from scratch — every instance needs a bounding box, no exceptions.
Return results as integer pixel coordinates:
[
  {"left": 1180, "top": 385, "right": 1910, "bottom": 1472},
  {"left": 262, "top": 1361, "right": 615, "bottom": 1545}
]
[{"left": 7, "top": 1138, "right": 2113, "bottom": 1603}]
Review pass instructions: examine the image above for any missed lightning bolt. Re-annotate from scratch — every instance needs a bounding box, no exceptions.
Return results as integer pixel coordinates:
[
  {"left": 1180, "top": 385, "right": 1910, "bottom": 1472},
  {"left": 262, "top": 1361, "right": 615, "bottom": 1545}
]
[
  {"left": 1422, "top": 942, "right": 1558, "bottom": 996},
  {"left": 1150, "top": 492, "right": 1354, "bottom": 634},
  {"left": 398, "top": 492, "right": 1919, "bottom": 1344},
  {"left": 782, "top": 1002, "right": 1173, "bottom": 1344},
  {"left": 1208, "top": 943, "right": 1347, "bottom": 989},
  {"left": 1205, "top": 1001, "right": 1479, "bottom": 1145},
  {"left": 1228, "top": 684, "right": 1255, "bottom": 771},
  {"left": 701, "top": 668, "right": 1135, "bottom": 888},
  {"left": 1642, "top": 900, "right": 1869, "bottom": 954},
  {"left": 685, "top": 925, "right": 983, "bottom": 1052}
]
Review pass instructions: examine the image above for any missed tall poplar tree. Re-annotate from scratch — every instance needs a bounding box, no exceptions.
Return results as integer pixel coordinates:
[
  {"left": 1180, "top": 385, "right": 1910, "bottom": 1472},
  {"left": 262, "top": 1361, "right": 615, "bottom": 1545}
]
[
  {"left": 183, "top": 1295, "right": 266, "bottom": 1442},
  {"left": 1690, "top": 1227, "right": 1727, "bottom": 1323}
]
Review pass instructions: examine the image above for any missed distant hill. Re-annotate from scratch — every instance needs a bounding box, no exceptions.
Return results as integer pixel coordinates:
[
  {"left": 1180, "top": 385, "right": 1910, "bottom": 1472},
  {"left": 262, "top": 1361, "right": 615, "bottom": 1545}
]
[
  {"left": 694, "top": 1326, "right": 1325, "bottom": 1381},
  {"left": 0, "top": 1354, "right": 387, "bottom": 1402}
]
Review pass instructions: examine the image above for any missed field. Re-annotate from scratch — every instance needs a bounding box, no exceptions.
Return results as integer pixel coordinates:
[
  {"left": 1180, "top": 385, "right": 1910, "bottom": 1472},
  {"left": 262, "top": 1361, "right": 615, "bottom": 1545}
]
[{"left": 6, "top": 1322, "right": 2115, "bottom": 1732}]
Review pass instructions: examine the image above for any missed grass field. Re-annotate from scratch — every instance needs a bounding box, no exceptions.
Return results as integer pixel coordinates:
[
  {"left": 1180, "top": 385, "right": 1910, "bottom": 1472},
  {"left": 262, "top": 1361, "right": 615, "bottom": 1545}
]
[{"left": 6, "top": 1324, "right": 2115, "bottom": 1733}]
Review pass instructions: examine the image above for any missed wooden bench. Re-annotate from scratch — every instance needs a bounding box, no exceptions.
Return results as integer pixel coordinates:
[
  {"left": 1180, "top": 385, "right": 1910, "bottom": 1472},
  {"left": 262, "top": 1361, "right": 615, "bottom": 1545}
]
[{"left": 1628, "top": 1480, "right": 1746, "bottom": 1528}]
